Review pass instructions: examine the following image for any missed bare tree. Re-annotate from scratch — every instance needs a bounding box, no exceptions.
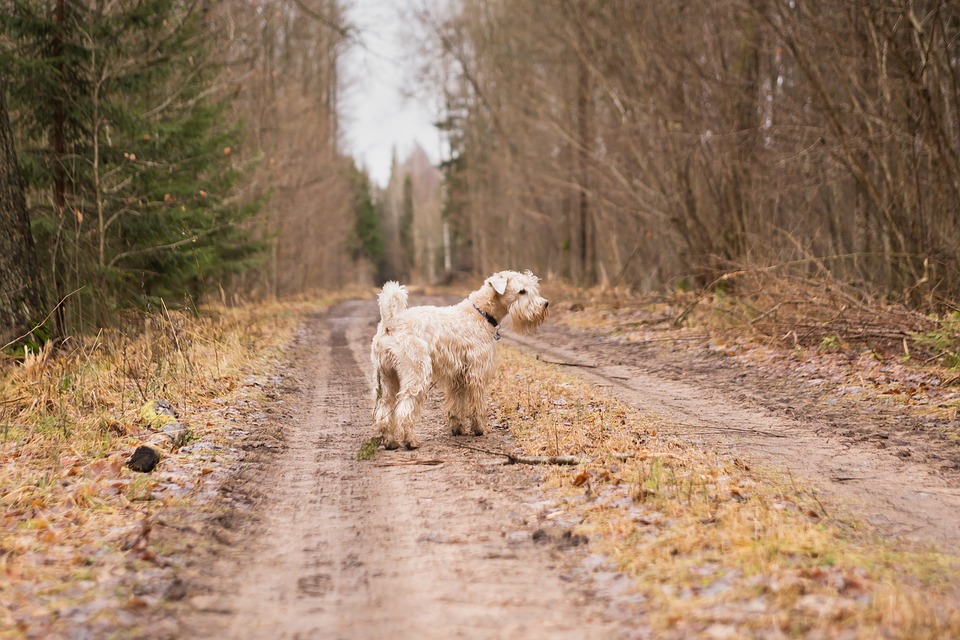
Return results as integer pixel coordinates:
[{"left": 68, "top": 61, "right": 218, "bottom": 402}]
[
  {"left": 416, "top": 0, "right": 960, "bottom": 307},
  {"left": 220, "top": 0, "right": 357, "bottom": 296}
]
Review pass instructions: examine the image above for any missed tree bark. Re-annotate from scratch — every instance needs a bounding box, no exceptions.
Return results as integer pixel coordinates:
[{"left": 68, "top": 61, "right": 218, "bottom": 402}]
[{"left": 0, "top": 76, "right": 44, "bottom": 344}]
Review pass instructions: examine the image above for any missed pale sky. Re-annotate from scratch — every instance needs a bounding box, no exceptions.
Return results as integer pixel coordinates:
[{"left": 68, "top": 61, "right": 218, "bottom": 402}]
[{"left": 342, "top": 0, "right": 442, "bottom": 187}]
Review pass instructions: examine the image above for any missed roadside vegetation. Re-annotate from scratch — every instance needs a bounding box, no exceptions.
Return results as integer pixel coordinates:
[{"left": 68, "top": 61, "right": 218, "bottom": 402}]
[
  {"left": 492, "top": 345, "right": 960, "bottom": 638},
  {"left": 548, "top": 271, "right": 960, "bottom": 435},
  {"left": 0, "top": 299, "right": 325, "bottom": 637}
]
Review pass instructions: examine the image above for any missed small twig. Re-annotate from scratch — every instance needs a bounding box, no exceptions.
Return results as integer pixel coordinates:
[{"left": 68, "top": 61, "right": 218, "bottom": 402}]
[
  {"left": 374, "top": 459, "right": 445, "bottom": 467},
  {"left": 126, "top": 362, "right": 149, "bottom": 404},
  {"left": 748, "top": 301, "right": 808, "bottom": 325},
  {"left": 634, "top": 335, "right": 707, "bottom": 343},
  {"left": 674, "top": 270, "right": 746, "bottom": 326},
  {"left": 453, "top": 442, "right": 511, "bottom": 457},
  {"left": 674, "top": 423, "right": 788, "bottom": 438},
  {"left": 538, "top": 359, "right": 598, "bottom": 369},
  {"left": 942, "top": 374, "right": 960, "bottom": 387},
  {"left": 1, "top": 286, "right": 84, "bottom": 351},
  {"left": 452, "top": 442, "right": 583, "bottom": 465},
  {"left": 509, "top": 454, "right": 583, "bottom": 466}
]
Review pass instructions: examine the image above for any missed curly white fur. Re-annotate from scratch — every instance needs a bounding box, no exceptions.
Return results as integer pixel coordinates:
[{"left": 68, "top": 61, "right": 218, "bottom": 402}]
[{"left": 371, "top": 270, "right": 549, "bottom": 449}]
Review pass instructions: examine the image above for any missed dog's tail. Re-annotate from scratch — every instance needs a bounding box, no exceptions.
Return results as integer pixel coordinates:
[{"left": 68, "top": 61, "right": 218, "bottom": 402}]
[{"left": 377, "top": 281, "right": 408, "bottom": 324}]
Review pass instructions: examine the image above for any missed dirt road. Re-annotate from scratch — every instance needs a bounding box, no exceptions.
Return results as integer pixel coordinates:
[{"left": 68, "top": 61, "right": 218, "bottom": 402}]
[
  {"left": 507, "top": 324, "right": 960, "bottom": 551},
  {"left": 181, "top": 300, "right": 632, "bottom": 640},
  {"left": 180, "top": 296, "right": 960, "bottom": 639}
]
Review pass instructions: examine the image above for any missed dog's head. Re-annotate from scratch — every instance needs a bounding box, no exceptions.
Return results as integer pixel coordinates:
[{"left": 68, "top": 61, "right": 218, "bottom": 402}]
[{"left": 476, "top": 270, "right": 549, "bottom": 334}]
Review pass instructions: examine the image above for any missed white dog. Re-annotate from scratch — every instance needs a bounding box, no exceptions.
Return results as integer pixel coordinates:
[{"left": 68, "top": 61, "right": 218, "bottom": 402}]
[{"left": 371, "top": 271, "right": 549, "bottom": 449}]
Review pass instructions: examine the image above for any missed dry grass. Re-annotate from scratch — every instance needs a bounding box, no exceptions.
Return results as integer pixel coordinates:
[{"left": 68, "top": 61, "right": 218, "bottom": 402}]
[
  {"left": 543, "top": 272, "right": 959, "bottom": 365},
  {"left": 0, "top": 295, "right": 344, "bottom": 637},
  {"left": 491, "top": 346, "right": 960, "bottom": 638}
]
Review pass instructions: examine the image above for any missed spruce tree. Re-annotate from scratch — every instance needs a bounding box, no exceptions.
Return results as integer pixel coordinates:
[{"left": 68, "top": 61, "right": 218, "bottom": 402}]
[
  {"left": 1, "top": 0, "right": 262, "bottom": 331},
  {"left": 399, "top": 175, "right": 415, "bottom": 280},
  {"left": 349, "top": 164, "right": 385, "bottom": 282}
]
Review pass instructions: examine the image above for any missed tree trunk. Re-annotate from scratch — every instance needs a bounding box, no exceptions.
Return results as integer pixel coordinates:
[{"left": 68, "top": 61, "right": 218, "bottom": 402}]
[
  {"left": 0, "top": 76, "right": 44, "bottom": 344},
  {"left": 576, "top": 8, "right": 594, "bottom": 286}
]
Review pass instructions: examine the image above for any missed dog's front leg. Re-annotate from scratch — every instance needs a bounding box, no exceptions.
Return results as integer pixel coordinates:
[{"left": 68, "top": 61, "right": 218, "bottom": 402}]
[
  {"left": 443, "top": 376, "right": 469, "bottom": 436},
  {"left": 463, "top": 375, "right": 489, "bottom": 436}
]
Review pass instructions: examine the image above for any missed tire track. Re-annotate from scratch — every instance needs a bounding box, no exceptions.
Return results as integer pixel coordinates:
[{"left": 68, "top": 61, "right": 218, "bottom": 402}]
[{"left": 184, "top": 301, "right": 628, "bottom": 639}]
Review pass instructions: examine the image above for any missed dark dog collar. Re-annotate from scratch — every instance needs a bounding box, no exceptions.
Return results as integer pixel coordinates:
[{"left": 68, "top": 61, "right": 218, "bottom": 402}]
[{"left": 473, "top": 303, "right": 501, "bottom": 340}]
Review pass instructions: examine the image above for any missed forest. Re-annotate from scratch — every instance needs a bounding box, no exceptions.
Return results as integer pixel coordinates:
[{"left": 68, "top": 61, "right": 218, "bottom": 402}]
[
  {"left": 422, "top": 1, "right": 960, "bottom": 304},
  {"left": 0, "top": 0, "right": 355, "bottom": 340},
  {"left": 2, "top": 0, "right": 960, "bottom": 344}
]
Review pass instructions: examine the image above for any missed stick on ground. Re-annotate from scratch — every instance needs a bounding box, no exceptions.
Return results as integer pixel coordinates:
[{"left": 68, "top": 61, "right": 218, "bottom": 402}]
[{"left": 453, "top": 442, "right": 583, "bottom": 465}]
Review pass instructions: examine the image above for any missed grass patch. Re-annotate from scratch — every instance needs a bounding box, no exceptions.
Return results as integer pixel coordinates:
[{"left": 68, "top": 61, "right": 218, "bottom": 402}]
[
  {"left": 491, "top": 346, "right": 960, "bottom": 638},
  {"left": 357, "top": 437, "right": 381, "bottom": 461}
]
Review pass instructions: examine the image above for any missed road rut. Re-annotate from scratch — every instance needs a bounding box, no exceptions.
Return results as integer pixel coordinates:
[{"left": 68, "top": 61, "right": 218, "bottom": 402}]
[{"left": 182, "top": 300, "right": 625, "bottom": 639}]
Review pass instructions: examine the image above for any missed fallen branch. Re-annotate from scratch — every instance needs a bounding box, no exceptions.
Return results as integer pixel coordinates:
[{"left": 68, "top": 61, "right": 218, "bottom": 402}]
[
  {"left": 451, "top": 442, "right": 507, "bottom": 457},
  {"left": 831, "top": 476, "right": 868, "bottom": 483},
  {"left": 508, "top": 454, "right": 583, "bottom": 465},
  {"left": 374, "top": 459, "right": 445, "bottom": 467},
  {"left": 453, "top": 442, "right": 583, "bottom": 465},
  {"left": 538, "top": 359, "right": 598, "bottom": 369},
  {"left": 674, "top": 423, "right": 788, "bottom": 438}
]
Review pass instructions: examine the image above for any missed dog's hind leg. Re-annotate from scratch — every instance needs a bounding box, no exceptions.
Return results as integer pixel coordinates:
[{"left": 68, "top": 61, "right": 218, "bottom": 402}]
[
  {"left": 394, "top": 387, "right": 424, "bottom": 449},
  {"left": 392, "top": 341, "right": 431, "bottom": 449},
  {"left": 373, "top": 365, "right": 401, "bottom": 449}
]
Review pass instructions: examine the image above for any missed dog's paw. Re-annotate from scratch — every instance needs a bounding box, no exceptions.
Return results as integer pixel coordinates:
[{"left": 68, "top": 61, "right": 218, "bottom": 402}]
[
  {"left": 449, "top": 415, "right": 467, "bottom": 436},
  {"left": 382, "top": 438, "right": 401, "bottom": 450},
  {"left": 404, "top": 438, "right": 421, "bottom": 450}
]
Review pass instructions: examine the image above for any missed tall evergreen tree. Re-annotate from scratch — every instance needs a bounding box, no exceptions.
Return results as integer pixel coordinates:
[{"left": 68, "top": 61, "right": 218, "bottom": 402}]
[
  {"left": 349, "top": 164, "right": 385, "bottom": 282},
  {"left": 399, "top": 174, "right": 415, "bottom": 280},
  {"left": 1, "top": 0, "right": 262, "bottom": 331}
]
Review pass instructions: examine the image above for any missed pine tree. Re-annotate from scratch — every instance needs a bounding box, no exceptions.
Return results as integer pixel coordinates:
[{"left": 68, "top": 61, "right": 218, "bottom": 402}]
[{"left": 1, "top": 0, "right": 262, "bottom": 331}]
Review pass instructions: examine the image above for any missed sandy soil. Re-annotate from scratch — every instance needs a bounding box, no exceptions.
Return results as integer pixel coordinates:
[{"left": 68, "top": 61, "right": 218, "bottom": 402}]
[
  {"left": 178, "top": 300, "right": 633, "bottom": 640},
  {"left": 178, "top": 295, "right": 960, "bottom": 639}
]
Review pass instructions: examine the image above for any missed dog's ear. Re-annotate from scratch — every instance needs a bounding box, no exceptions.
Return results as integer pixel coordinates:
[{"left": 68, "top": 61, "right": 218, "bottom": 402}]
[{"left": 486, "top": 274, "right": 507, "bottom": 295}]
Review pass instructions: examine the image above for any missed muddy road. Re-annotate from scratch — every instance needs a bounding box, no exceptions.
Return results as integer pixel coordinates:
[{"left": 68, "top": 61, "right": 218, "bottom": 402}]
[
  {"left": 181, "top": 300, "right": 631, "bottom": 640},
  {"left": 180, "top": 296, "right": 960, "bottom": 639}
]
